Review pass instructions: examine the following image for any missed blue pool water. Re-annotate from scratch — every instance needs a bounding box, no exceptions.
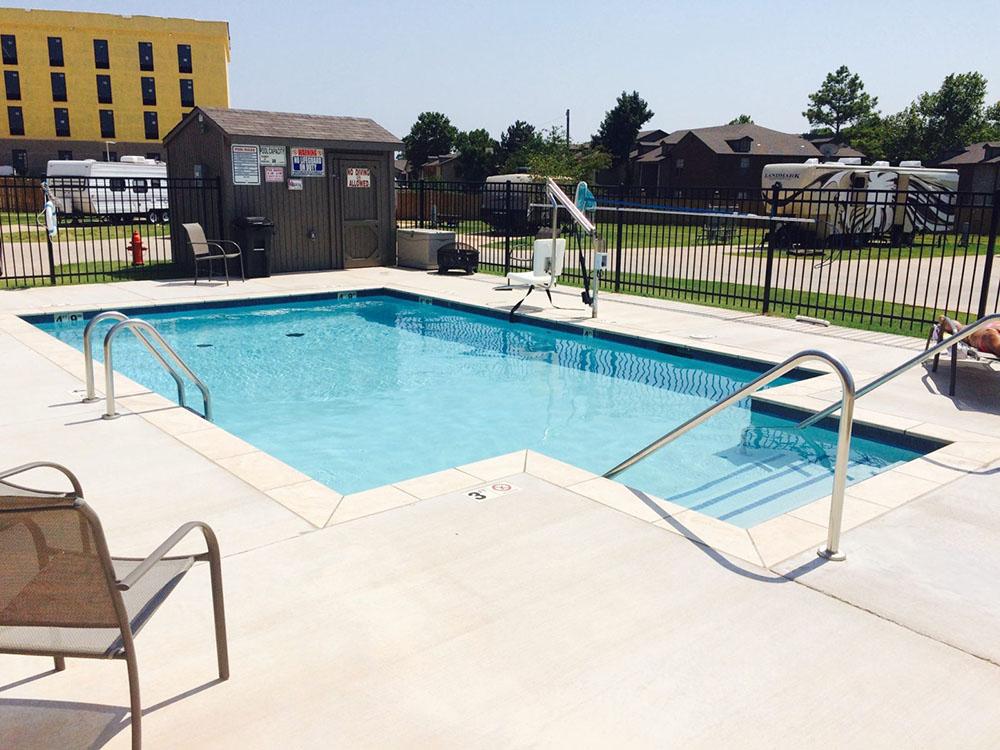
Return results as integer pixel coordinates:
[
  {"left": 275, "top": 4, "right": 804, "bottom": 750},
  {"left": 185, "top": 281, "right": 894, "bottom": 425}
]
[{"left": 36, "top": 294, "right": 927, "bottom": 527}]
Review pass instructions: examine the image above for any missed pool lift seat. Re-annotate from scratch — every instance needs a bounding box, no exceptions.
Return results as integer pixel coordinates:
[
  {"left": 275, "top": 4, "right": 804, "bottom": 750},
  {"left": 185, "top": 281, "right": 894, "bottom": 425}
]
[
  {"left": 496, "top": 178, "right": 606, "bottom": 321},
  {"left": 498, "top": 237, "right": 567, "bottom": 319}
]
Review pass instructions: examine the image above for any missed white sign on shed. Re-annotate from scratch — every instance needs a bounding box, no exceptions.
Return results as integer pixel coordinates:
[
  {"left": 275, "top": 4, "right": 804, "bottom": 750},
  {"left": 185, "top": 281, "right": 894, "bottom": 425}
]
[
  {"left": 231, "top": 144, "right": 260, "bottom": 185},
  {"left": 346, "top": 167, "right": 371, "bottom": 188},
  {"left": 259, "top": 145, "right": 286, "bottom": 166}
]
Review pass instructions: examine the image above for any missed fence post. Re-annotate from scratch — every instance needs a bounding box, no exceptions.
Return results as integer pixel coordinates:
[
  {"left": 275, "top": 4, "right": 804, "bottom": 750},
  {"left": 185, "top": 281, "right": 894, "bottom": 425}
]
[
  {"left": 418, "top": 180, "right": 426, "bottom": 229},
  {"left": 503, "top": 180, "right": 512, "bottom": 275},
  {"left": 614, "top": 183, "right": 624, "bottom": 292},
  {"left": 976, "top": 190, "right": 1000, "bottom": 320},
  {"left": 761, "top": 181, "right": 780, "bottom": 314}
]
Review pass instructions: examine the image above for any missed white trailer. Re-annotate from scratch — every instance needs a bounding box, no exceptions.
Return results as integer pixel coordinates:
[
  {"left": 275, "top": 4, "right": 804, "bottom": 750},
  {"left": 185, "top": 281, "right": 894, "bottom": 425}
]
[
  {"left": 46, "top": 157, "right": 169, "bottom": 224},
  {"left": 762, "top": 159, "right": 960, "bottom": 246}
]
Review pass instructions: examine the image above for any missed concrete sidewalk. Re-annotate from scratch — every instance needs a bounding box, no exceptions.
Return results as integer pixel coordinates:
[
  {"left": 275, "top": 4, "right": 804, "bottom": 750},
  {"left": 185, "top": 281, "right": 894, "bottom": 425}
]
[{"left": 3, "top": 268, "right": 1000, "bottom": 747}]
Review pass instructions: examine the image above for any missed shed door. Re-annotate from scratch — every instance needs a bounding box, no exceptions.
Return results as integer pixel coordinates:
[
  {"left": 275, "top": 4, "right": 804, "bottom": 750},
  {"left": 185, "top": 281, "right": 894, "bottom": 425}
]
[{"left": 336, "top": 158, "right": 382, "bottom": 268}]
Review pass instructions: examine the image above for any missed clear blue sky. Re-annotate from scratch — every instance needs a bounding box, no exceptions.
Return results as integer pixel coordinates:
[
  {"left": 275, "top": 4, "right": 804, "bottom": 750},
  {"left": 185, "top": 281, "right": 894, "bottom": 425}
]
[{"left": 7, "top": 0, "right": 998, "bottom": 140}]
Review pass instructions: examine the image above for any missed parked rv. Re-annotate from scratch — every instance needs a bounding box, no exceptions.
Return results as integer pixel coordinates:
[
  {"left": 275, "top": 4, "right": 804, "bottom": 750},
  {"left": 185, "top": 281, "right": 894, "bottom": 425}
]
[
  {"left": 481, "top": 174, "right": 578, "bottom": 234},
  {"left": 762, "top": 158, "right": 960, "bottom": 247},
  {"left": 45, "top": 157, "right": 169, "bottom": 224}
]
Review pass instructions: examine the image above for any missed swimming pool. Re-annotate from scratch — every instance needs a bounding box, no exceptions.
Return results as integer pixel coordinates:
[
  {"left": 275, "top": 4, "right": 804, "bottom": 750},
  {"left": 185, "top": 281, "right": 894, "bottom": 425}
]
[{"left": 34, "top": 292, "right": 931, "bottom": 527}]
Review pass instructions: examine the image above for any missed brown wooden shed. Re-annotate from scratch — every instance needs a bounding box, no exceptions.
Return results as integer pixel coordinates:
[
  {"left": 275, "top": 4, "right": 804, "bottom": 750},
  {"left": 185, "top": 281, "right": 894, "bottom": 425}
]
[{"left": 164, "top": 107, "right": 401, "bottom": 273}]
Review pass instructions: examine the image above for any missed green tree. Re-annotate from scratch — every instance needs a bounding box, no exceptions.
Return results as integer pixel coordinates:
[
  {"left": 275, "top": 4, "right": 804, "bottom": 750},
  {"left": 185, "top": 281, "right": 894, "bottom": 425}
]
[
  {"left": 876, "top": 105, "right": 926, "bottom": 163},
  {"left": 728, "top": 114, "right": 754, "bottom": 125},
  {"left": 527, "top": 127, "right": 611, "bottom": 182},
  {"left": 402, "top": 112, "right": 458, "bottom": 175},
  {"left": 454, "top": 128, "right": 499, "bottom": 182},
  {"left": 804, "top": 65, "right": 878, "bottom": 137},
  {"left": 920, "top": 72, "right": 992, "bottom": 159},
  {"left": 498, "top": 120, "right": 543, "bottom": 171},
  {"left": 593, "top": 90, "right": 654, "bottom": 183}
]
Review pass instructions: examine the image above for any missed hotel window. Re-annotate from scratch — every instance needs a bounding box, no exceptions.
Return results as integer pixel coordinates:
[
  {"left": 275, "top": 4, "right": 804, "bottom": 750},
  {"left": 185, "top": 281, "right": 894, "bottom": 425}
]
[
  {"left": 48, "top": 36, "right": 64, "bottom": 67},
  {"left": 54, "top": 108, "right": 71, "bottom": 137},
  {"left": 141, "top": 76, "right": 156, "bottom": 106},
  {"left": 96, "top": 74, "right": 113, "bottom": 104},
  {"left": 177, "top": 44, "right": 192, "bottom": 74},
  {"left": 1, "top": 34, "right": 16, "bottom": 65},
  {"left": 58, "top": 150, "right": 73, "bottom": 160},
  {"left": 138, "top": 41, "right": 154, "bottom": 71},
  {"left": 180, "top": 78, "right": 195, "bottom": 107},
  {"left": 12, "top": 149, "right": 27, "bottom": 175},
  {"left": 144, "top": 111, "right": 159, "bottom": 140},
  {"left": 99, "top": 109, "right": 115, "bottom": 138},
  {"left": 3, "top": 70, "right": 20, "bottom": 100},
  {"left": 51, "top": 72, "right": 67, "bottom": 102},
  {"left": 7, "top": 106, "right": 24, "bottom": 136},
  {"left": 93, "top": 39, "right": 110, "bottom": 69}
]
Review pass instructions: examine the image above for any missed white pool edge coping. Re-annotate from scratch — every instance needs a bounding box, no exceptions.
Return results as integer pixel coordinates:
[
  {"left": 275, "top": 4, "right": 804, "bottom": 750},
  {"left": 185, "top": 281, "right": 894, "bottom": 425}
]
[{"left": 6, "top": 280, "right": 1000, "bottom": 570}]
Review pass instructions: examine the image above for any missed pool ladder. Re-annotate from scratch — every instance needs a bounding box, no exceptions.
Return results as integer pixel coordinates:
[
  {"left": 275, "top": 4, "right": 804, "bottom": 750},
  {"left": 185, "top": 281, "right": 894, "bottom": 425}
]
[
  {"left": 82, "top": 311, "right": 213, "bottom": 421},
  {"left": 604, "top": 350, "right": 856, "bottom": 561}
]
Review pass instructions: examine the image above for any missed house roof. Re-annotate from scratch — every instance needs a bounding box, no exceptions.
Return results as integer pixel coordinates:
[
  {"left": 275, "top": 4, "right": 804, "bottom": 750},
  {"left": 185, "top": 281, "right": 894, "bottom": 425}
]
[
  {"left": 637, "top": 128, "right": 668, "bottom": 144},
  {"left": 631, "top": 124, "right": 820, "bottom": 163},
  {"left": 937, "top": 142, "right": 1000, "bottom": 166},
  {"left": 665, "top": 124, "right": 821, "bottom": 157},
  {"left": 165, "top": 107, "right": 401, "bottom": 147},
  {"left": 423, "top": 153, "right": 459, "bottom": 168}
]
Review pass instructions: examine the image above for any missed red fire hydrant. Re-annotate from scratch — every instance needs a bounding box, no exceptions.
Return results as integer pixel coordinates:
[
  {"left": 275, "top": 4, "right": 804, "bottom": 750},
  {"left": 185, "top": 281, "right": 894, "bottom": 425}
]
[{"left": 128, "top": 230, "right": 145, "bottom": 266}]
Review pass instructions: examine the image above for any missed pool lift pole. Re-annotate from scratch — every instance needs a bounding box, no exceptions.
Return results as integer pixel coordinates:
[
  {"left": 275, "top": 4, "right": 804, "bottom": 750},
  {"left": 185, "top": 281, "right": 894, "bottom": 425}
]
[{"left": 545, "top": 178, "right": 606, "bottom": 319}]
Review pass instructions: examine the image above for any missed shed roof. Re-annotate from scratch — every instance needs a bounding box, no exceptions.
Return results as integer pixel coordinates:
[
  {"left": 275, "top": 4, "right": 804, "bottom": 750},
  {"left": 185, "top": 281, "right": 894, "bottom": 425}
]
[{"left": 165, "top": 107, "right": 401, "bottom": 147}]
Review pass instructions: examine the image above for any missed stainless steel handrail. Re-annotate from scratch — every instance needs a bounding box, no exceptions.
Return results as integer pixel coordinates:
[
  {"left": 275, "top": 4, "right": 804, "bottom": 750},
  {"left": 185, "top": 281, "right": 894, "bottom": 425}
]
[
  {"left": 83, "top": 311, "right": 185, "bottom": 407},
  {"left": 604, "top": 350, "right": 856, "bottom": 561},
  {"left": 797, "top": 313, "right": 1000, "bottom": 430},
  {"left": 102, "top": 318, "right": 212, "bottom": 421}
]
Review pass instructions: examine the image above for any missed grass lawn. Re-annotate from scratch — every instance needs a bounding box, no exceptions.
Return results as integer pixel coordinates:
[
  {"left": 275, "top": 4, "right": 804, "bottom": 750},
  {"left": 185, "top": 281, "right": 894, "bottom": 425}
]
[
  {"left": 3, "top": 260, "right": 176, "bottom": 288},
  {"left": 477, "top": 264, "right": 946, "bottom": 338},
  {"left": 1, "top": 219, "right": 170, "bottom": 243},
  {"left": 422, "top": 219, "right": 993, "bottom": 260}
]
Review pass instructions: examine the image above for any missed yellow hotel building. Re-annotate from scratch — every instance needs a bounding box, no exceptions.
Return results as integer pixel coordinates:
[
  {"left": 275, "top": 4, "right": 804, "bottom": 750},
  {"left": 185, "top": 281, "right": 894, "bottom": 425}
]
[{"left": 0, "top": 8, "right": 229, "bottom": 174}]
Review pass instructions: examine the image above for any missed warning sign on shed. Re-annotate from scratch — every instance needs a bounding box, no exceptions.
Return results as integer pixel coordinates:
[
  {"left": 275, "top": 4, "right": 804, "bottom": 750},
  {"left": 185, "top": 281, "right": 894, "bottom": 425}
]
[
  {"left": 290, "top": 148, "right": 325, "bottom": 177},
  {"left": 232, "top": 145, "right": 260, "bottom": 185},
  {"left": 346, "top": 167, "right": 372, "bottom": 188}
]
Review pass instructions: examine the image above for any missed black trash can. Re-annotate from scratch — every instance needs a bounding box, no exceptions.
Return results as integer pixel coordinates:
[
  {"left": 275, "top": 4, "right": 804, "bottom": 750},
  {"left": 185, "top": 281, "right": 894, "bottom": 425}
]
[{"left": 234, "top": 216, "right": 275, "bottom": 278}]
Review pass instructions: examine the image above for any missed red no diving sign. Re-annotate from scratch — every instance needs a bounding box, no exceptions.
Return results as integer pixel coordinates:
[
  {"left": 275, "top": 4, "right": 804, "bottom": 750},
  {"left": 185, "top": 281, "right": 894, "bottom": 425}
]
[{"left": 466, "top": 482, "right": 519, "bottom": 502}]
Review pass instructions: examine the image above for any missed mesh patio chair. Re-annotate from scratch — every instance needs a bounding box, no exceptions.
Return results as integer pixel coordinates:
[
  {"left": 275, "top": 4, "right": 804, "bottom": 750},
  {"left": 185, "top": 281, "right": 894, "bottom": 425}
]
[
  {"left": 182, "top": 222, "right": 245, "bottom": 286},
  {"left": 0, "top": 462, "right": 229, "bottom": 750}
]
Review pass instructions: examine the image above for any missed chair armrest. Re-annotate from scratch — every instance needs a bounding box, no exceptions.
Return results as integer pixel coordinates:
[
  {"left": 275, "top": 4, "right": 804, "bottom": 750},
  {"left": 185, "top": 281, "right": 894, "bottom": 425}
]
[
  {"left": 0, "top": 461, "right": 83, "bottom": 497},
  {"left": 205, "top": 239, "right": 242, "bottom": 252},
  {"left": 118, "top": 520, "right": 220, "bottom": 591}
]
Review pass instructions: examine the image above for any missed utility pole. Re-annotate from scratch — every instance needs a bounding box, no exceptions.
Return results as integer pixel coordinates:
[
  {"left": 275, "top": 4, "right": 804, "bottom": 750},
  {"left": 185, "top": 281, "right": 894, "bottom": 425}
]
[{"left": 565, "top": 109, "right": 570, "bottom": 145}]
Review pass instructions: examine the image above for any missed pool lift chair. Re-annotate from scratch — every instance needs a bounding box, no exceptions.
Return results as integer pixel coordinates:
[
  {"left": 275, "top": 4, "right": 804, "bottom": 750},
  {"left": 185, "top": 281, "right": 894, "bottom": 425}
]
[{"left": 495, "top": 178, "right": 607, "bottom": 322}]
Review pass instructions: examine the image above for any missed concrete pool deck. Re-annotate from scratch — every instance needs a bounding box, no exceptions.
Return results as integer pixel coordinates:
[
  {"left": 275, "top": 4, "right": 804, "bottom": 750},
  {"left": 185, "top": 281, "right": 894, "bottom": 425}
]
[{"left": 3, "top": 268, "right": 1000, "bottom": 746}]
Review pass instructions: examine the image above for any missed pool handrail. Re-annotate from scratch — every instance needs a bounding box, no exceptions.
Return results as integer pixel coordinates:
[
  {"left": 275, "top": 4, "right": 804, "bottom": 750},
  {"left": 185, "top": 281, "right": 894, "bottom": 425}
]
[
  {"left": 83, "top": 311, "right": 185, "bottom": 408},
  {"left": 796, "top": 312, "right": 1000, "bottom": 430},
  {"left": 100, "top": 317, "right": 213, "bottom": 421},
  {"left": 604, "top": 349, "right": 856, "bottom": 561}
]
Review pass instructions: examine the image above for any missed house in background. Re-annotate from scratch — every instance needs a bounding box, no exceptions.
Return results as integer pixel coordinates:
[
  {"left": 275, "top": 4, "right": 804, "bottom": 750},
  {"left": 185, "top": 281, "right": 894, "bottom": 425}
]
[
  {"left": 414, "top": 153, "right": 460, "bottom": 181},
  {"left": 936, "top": 142, "right": 1000, "bottom": 194},
  {"left": 803, "top": 133, "right": 866, "bottom": 162},
  {"left": 632, "top": 123, "right": 822, "bottom": 194}
]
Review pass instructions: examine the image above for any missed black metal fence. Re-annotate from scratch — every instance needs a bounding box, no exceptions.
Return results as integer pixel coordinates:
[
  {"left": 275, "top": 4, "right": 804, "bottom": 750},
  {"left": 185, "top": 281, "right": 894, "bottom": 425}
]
[
  {"left": 397, "top": 179, "right": 1000, "bottom": 335},
  {"left": 0, "top": 176, "right": 222, "bottom": 288}
]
